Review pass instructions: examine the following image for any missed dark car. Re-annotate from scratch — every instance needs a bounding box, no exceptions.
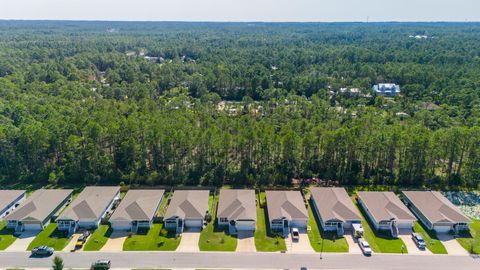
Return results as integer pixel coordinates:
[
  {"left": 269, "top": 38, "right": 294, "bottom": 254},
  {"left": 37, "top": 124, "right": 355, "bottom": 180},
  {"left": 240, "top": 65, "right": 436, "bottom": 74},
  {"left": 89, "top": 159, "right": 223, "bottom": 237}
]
[
  {"left": 412, "top": 233, "right": 426, "bottom": 250},
  {"left": 90, "top": 260, "right": 111, "bottom": 270},
  {"left": 31, "top": 246, "right": 54, "bottom": 256}
]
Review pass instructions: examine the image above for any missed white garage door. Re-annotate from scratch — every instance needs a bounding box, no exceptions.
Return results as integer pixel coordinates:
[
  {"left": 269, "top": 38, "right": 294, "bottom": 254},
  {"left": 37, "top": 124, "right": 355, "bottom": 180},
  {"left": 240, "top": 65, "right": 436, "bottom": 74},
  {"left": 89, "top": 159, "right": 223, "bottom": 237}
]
[
  {"left": 185, "top": 219, "right": 202, "bottom": 228},
  {"left": 111, "top": 221, "right": 132, "bottom": 231},
  {"left": 397, "top": 222, "right": 414, "bottom": 229},
  {"left": 23, "top": 223, "right": 42, "bottom": 231},
  {"left": 236, "top": 221, "right": 255, "bottom": 231},
  {"left": 434, "top": 225, "right": 451, "bottom": 233},
  {"left": 291, "top": 220, "right": 308, "bottom": 229}
]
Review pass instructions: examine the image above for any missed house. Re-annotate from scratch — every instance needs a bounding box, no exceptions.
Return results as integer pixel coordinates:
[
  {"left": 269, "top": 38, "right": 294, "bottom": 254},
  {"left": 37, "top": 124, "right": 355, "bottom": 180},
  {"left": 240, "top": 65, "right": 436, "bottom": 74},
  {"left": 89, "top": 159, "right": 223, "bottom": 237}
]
[
  {"left": 57, "top": 186, "right": 120, "bottom": 233},
  {"left": 402, "top": 191, "right": 471, "bottom": 234},
  {"left": 164, "top": 190, "right": 210, "bottom": 233},
  {"left": 265, "top": 190, "right": 308, "bottom": 236},
  {"left": 357, "top": 192, "right": 416, "bottom": 237},
  {"left": 217, "top": 189, "right": 256, "bottom": 234},
  {"left": 310, "top": 187, "right": 361, "bottom": 236},
  {"left": 5, "top": 189, "right": 73, "bottom": 232},
  {"left": 0, "top": 190, "right": 26, "bottom": 218},
  {"left": 110, "top": 189, "right": 165, "bottom": 232},
  {"left": 372, "top": 83, "right": 401, "bottom": 97}
]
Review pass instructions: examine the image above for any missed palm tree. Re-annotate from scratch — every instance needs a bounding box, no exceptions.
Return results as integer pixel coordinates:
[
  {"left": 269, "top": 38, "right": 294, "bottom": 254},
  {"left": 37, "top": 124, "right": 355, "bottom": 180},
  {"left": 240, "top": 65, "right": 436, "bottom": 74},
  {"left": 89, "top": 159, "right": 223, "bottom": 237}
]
[{"left": 52, "top": 256, "right": 64, "bottom": 270}]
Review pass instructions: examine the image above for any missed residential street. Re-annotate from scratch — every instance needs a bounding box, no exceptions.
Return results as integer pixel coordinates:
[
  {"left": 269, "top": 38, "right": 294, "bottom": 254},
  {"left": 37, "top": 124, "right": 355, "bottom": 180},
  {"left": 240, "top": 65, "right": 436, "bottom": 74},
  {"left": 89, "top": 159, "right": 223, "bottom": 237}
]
[{"left": 0, "top": 251, "right": 478, "bottom": 270}]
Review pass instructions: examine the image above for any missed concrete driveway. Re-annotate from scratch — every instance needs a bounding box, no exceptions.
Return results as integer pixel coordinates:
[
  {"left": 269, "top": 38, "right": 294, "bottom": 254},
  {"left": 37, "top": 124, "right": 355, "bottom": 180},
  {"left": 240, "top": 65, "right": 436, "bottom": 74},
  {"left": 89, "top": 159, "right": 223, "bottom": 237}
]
[
  {"left": 437, "top": 233, "right": 469, "bottom": 255},
  {"left": 236, "top": 231, "right": 256, "bottom": 252},
  {"left": 177, "top": 228, "right": 200, "bottom": 252},
  {"left": 399, "top": 234, "right": 432, "bottom": 255},
  {"left": 5, "top": 230, "right": 40, "bottom": 251},
  {"left": 286, "top": 229, "right": 314, "bottom": 253},
  {"left": 345, "top": 234, "right": 362, "bottom": 254},
  {"left": 101, "top": 231, "right": 128, "bottom": 252},
  {"left": 63, "top": 233, "right": 82, "bottom": 252}
]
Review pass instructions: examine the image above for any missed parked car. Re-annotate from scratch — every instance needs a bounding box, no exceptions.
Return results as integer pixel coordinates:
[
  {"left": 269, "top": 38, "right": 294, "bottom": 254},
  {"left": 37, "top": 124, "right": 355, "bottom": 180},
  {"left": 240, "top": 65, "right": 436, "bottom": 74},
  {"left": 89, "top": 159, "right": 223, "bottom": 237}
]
[
  {"left": 291, "top": 227, "right": 300, "bottom": 241},
  {"left": 31, "top": 246, "right": 54, "bottom": 256},
  {"left": 358, "top": 238, "right": 372, "bottom": 256},
  {"left": 412, "top": 233, "right": 426, "bottom": 250},
  {"left": 75, "top": 231, "right": 91, "bottom": 249},
  {"left": 90, "top": 260, "right": 111, "bottom": 270}
]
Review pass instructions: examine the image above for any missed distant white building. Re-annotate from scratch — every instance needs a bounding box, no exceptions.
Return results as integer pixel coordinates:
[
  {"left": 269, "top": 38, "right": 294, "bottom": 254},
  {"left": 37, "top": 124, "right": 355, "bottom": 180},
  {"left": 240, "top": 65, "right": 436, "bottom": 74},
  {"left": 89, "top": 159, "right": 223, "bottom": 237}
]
[{"left": 373, "top": 83, "right": 400, "bottom": 97}]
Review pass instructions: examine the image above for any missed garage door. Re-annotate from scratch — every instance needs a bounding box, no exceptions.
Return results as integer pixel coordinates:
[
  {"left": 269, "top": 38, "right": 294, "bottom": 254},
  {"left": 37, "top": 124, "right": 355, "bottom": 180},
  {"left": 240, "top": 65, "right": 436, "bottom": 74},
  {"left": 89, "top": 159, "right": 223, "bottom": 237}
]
[
  {"left": 434, "top": 225, "right": 451, "bottom": 233},
  {"left": 236, "top": 221, "right": 255, "bottom": 231},
  {"left": 290, "top": 220, "right": 307, "bottom": 229},
  {"left": 185, "top": 219, "right": 202, "bottom": 228},
  {"left": 111, "top": 221, "right": 132, "bottom": 231},
  {"left": 23, "top": 223, "right": 42, "bottom": 231},
  {"left": 397, "top": 222, "right": 413, "bottom": 229}
]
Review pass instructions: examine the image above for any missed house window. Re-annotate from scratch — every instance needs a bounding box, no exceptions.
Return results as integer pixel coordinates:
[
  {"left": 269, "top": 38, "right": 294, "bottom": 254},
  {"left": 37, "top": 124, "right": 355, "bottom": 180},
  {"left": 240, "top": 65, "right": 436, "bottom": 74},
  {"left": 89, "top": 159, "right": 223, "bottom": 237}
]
[{"left": 219, "top": 218, "right": 228, "bottom": 223}]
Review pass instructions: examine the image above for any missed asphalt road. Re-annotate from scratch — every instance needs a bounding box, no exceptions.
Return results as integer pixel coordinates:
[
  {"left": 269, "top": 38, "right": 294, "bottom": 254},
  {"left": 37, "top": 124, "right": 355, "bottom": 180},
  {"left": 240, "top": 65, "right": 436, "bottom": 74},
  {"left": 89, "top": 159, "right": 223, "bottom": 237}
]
[{"left": 0, "top": 251, "right": 479, "bottom": 270}]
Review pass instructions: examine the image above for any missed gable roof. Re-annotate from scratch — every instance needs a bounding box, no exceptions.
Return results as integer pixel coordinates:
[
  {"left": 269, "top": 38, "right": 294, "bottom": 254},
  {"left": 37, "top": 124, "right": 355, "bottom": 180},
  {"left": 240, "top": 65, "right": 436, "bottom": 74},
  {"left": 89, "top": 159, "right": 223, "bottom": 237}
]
[
  {"left": 217, "top": 189, "right": 256, "bottom": 221},
  {"left": 110, "top": 190, "right": 165, "bottom": 222},
  {"left": 402, "top": 191, "right": 470, "bottom": 225},
  {"left": 310, "top": 187, "right": 361, "bottom": 222},
  {"left": 58, "top": 186, "right": 120, "bottom": 221},
  {"left": 357, "top": 192, "right": 416, "bottom": 223},
  {"left": 266, "top": 190, "right": 308, "bottom": 221},
  {"left": 5, "top": 189, "right": 73, "bottom": 223},
  {"left": 0, "top": 190, "right": 26, "bottom": 212},
  {"left": 164, "top": 190, "right": 209, "bottom": 220}
]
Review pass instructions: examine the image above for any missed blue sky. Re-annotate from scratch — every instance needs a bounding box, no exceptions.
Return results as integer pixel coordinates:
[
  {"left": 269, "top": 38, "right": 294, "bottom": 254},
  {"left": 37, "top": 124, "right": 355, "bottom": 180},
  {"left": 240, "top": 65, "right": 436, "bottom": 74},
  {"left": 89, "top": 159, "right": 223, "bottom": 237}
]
[{"left": 0, "top": 0, "right": 478, "bottom": 22}]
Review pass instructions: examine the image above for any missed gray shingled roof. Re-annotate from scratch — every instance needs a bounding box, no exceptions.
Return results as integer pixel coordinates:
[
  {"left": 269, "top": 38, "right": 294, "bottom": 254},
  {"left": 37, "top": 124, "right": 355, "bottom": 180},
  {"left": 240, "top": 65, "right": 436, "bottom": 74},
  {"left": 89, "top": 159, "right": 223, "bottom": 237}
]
[
  {"left": 110, "top": 190, "right": 165, "bottom": 222},
  {"left": 5, "top": 189, "right": 73, "bottom": 222},
  {"left": 310, "top": 187, "right": 361, "bottom": 222},
  {"left": 164, "top": 190, "right": 209, "bottom": 220},
  {"left": 266, "top": 190, "right": 308, "bottom": 221},
  {"left": 0, "top": 190, "right": 25, "bottom": 212},
  {"left": 217, "top": 189, "right": 256, "bottom": 221},
  {"left": 357, "top": 191, "right": 416, "bottom": 223},
  {"left": 58, "top": 186, "right": 120, "bottom": 221},
  {"left": 402, "top": 191, "right": 470, "bottom": 224}
]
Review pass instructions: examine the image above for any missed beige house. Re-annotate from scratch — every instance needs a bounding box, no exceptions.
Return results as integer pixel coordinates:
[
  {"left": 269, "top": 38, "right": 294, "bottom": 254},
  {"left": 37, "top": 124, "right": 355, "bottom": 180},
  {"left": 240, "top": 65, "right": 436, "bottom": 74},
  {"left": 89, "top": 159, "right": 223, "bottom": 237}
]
[
  {"left": 0, "top": 190, "right": 26, "bottom": 218},
  {"left": 217, "top": 189, "right": 256, "bottom": 234},
  {"left": 164, "top": 190, "right": 210, "bottom": 233},
  {"left": 402, "top": 191, "right": 470, "bottom": 234},
  {"left": 265, "top": 190, "right": 308, "bottom": 236}
]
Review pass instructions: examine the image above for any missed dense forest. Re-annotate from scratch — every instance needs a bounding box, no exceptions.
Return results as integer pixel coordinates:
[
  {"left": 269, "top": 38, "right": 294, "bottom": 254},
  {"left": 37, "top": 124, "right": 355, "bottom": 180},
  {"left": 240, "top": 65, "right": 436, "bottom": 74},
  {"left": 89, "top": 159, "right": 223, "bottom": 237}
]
[{"left": 0, "top": 21, "right": 479, "bottom": 189}]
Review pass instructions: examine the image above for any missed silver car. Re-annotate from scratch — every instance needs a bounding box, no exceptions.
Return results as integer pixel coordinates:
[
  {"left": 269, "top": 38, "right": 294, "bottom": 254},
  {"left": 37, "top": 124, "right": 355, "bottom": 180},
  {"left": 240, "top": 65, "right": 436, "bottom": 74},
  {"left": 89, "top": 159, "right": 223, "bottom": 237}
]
[{"left": 358, "top": 238, "right": 372, "bottom": 256}]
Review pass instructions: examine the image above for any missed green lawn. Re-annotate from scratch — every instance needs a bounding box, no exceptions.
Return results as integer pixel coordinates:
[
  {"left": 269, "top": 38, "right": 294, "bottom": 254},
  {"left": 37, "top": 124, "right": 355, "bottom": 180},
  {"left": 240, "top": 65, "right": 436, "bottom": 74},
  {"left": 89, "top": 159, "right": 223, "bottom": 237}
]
[
  {"left": 27, "top": 223, "right": 71, "bottom": 251},
  {"left": 199, "top": 195, "right": 237, "bottom": 251},
  {"left": 0, "top": 222, "right": 17, "bottom": 250},
  {"left": 123, "top": 224, "right": 181, "bottom": 251},
  {"left": 457, "top": 220, "right": 480, "bottom": 254},
  {"left": 355, "top": 202, "right": 408, "bottom": 253},
  {"left": 413, "top": 222, "right": 447, "bottom": 254},
  {"left": 83, "top": 225, "right": 112, "bottom": 251},
  {"left": 254, "top": 192, "right": 286, "bottom": 252},
  {"left": 307, "top": 201, "right": 348, "bottom": 252}
]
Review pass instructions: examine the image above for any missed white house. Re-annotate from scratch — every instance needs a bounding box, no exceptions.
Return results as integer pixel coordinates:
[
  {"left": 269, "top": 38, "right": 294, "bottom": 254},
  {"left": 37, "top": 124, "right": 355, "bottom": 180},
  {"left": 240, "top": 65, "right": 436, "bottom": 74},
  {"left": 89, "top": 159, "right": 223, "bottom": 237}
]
[
  {"left": 402, "top": 191, "right": 470, "bottom": 234},
  {"left": 217, "top": 189, "right": 256, "bottom": 234},
  {"left": 5, "top": 189, "right": 73, "bottom": 232},
  {"left": 163, "top": 190, "right": 209, "bottom": 233},
  {"left": 357, "top": 191, "right": 416, "bottom": 237},
  {"left": 110, "top": 189, "right": 165, "bottom": 232},
  {"left": 310, "top": 187, "right": 362, "bottom": 236},
  {"left": 265, "top": 190, "right": 308, "bottom": 236},
  {"left": 0, "top": 190, "right": 26, "bottom": 218},
  {"left": 372, "top": 83, "right": 401, "bottom": 97},
  {"left": 57, "top": 186, "right": 120, "bottom": 233}
]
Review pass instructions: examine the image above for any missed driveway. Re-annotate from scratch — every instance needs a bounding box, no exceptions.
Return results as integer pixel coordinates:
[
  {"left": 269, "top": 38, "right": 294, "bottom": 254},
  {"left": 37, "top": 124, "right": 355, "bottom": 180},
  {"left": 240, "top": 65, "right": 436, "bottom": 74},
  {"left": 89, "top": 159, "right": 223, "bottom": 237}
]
[
  {"left": 344, "top": 234, "right": 362, "bottom": 254},
  {"left": 101, "top": 231, "right": 128, "bottom": 252},
  {"left": 286, "top": 229, "right": 314, "bottom": 253},
  {"left": 177, "top": 228, "right": 200, "bottom": 252},
  {"left": 437, "top": 233, "right": 469, "bottom": 255},
  {"left": 399, "top": 234, "right": 432, "bottom": 255},
  {"left": 236, "top": 231, "right": 255, "bottom": 252},
  {"left": 5, "top": 230, "right": 40, "bottom": 251},
  {"left": 63, "top": 233, "right": 82, "bottom": 252}
]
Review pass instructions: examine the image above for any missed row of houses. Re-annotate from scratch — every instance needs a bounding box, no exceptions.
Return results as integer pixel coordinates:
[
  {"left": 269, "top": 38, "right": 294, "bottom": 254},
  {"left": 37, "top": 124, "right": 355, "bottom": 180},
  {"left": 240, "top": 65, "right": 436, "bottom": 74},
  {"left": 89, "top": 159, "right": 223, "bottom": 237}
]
[{"left": 0, "top": 187, "right": 472, "bottom": 238}]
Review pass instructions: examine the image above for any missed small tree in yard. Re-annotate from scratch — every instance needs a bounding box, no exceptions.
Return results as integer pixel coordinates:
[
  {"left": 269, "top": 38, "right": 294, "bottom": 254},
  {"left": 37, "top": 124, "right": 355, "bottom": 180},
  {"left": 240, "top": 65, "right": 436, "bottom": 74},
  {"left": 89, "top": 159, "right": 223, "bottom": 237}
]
[{"left": 52, "top": 255, "right": 64, "bottom": 270}]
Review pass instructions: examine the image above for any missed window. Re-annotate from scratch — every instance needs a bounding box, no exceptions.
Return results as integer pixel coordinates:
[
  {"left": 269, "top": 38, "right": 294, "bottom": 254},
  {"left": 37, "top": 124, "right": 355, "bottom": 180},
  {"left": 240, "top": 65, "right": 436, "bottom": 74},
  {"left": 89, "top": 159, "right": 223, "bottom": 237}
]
[{"left": 219, "top": 218, "right": 228, "bottom": 223}]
